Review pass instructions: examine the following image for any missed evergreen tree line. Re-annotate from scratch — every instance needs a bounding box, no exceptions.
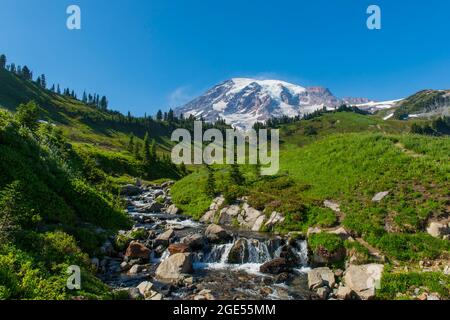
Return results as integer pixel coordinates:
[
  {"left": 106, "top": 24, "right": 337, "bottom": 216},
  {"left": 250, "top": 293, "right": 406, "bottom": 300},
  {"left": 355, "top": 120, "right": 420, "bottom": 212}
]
[
  {"left": 410, "top": 116, "right": 450, "bottom": 136},
  {"left": 0, "top": 53, "right": 109, "bottom": 110}
]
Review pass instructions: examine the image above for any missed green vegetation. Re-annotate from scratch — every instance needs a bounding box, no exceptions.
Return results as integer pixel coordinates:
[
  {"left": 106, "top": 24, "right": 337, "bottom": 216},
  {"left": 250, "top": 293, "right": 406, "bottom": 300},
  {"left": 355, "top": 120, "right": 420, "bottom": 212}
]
[
  {"left": 0, "top": 108, "right": 133, "bottom": 299},
  {"left": 308, "top": 233, "right": 344, "bottom": 254},
  {"left": 379, "top": 271, "right": 450, "bottom": 300}
]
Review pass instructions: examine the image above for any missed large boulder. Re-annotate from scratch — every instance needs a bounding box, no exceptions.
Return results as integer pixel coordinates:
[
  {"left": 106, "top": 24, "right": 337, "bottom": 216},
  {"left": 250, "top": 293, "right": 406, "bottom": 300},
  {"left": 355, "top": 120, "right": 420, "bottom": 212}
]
[
  {"left": 205, "top": 224, "right": 232, "bottom": 243},
  {"left": 426, "top": 222, "right": 449, "bottom": 238},
  {"left": 168, "top": 243, "right": 191, "bottom": 255},
  {"left": 259, "top": 258, "right": 290, "bottom": 274},
  {"left": 155, "top": 253, "right": 193, "bottom": 281},
  {"left": 125, "top": 241, "right": 151, "bottom": 260},
  {"left": 307, "top": 267, "right": 336, "bottom": 290},
  {"left": 227, "top": 239, "right": 249, "bottom": 264},
  {"left": 121, "top": 184, "right": 142, "bottom": 196},
  {"left": 344, "top": 264, "right": 384, "bottom": 300},
  {"left": 181, "top": 234, "right": 206, "bottom": 250}
]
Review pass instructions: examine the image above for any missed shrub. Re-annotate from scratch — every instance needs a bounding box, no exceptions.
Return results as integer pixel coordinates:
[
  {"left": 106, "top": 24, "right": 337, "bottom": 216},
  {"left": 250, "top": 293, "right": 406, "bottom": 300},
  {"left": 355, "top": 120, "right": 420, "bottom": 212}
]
[{"left": 308, "top": 233, "right": 344, "bottom": 254}]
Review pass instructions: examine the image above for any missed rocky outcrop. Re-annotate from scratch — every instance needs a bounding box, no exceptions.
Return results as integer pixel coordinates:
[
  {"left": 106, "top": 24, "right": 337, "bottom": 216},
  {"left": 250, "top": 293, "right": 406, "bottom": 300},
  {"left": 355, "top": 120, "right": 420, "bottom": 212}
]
[
  {"left": 125, "top": 241, "right": 150, "bottom": 260},
  {"left": 344, "top": 264, "right": 384, "bottom": 300},
  {"left": 155, "top": 253, "right": 193, "bottom": 281},
  {"left": 218, "top": 205, "right": 241, "bottom": 225},
  {"left": 205, "top": 224, "right": 232, "bottom": 243},
  {"left": 264, "top": 211, "right": 285, "bottom": 229},
  {"left": 240, "top": 203, "right": 265, "bottom": 231},
  {"left": 200, "top": 196, "right": 226, "bottom": 223},
  {"left": 200, "top": 197, "right": 270, "bottom": 231}
]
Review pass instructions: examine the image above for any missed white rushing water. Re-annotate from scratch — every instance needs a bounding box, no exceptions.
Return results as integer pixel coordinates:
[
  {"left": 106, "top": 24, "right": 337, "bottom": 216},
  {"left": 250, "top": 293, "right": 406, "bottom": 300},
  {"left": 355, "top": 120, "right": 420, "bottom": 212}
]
[{"left": 193, "top": 238, "right": 309, "bottom": 275}]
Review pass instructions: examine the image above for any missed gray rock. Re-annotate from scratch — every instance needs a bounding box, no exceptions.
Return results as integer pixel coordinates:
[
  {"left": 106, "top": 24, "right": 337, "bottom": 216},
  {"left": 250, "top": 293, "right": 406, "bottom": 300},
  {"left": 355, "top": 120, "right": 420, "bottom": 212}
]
[
  {"left": 137, "top": 281, "right": 154, "bottom": 296},
  {"left": 252, "top": 215, "right": 266, "bottom": 232},
  {"left": 344, "top": 264, "right": 384, "bottom": 300},
  {"left": 166, "top": 204, "right": 179, "bottom": 215},
  {"left": 336, "top": 286, "right": 353, "bottom": 300},
  {"left": 121, "top": 184, "right": 142, "bottom": 196},
  {"left": 205, "top": 224, "right": 232, "bottom": 243},
  {"left": 154, "top": 229, "right": 175, "bottom": 246},
  {"left": 227, "top": 239, "right": 249, "bottom": 264},
  {"left": 218, "top": 205, "right": 241, "bottom": 225},
  {"left": 324, "top": 200, "right": 340, "bottom": 212},
  {"left": 372, "top": 191, "right": 389, "bottom": 202},
  {"left": 308, "top": 267, "right": 336, "bottom": 290},
  {"left": 426, "top": 222, "right": 449, "bottom": 238},
  {"left": 155, "top": 253, "right": 193, "bottom": 281},
  {"left": 264, "top": 211, "right": 285, "bottom": 229},
  {"left": 200, "top": 210, "right": 216, "bottom": 223},
  {"left": 181, "top": 233, "right": 206, "bottom": 250},
  {"left": 128, "top": 264, "right": 144, "bottom": 275},
  {"left": 153, "top": 189, "right": 164, "bottom": 197}
]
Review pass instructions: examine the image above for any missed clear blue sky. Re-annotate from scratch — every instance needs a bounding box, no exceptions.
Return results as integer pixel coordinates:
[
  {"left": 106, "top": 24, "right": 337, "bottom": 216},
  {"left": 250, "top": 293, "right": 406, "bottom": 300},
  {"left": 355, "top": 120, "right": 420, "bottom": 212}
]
[{"left": 1, "top": 0, "right": 449, "bottom": 116}]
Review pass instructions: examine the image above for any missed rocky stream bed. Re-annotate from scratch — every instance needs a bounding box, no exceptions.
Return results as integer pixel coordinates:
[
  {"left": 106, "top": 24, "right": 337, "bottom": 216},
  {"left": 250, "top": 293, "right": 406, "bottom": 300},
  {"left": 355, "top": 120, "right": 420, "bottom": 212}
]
[{"left": 93, "top": 182, "right": 431, "bottom": 301}]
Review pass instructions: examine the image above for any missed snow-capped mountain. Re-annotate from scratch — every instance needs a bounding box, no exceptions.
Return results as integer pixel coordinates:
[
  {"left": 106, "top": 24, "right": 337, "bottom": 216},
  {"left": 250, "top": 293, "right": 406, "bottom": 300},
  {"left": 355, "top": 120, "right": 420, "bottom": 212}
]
[{"left": 175, "top": 78, "right": 391, "bottom": 130}]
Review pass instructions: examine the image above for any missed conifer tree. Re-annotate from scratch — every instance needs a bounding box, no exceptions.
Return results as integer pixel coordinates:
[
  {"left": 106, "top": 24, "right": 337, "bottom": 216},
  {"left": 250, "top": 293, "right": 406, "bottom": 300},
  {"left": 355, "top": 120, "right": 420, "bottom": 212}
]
[
  {"left": 127, "top": 134, "right": 135, "bottom": 152},
  {"left": 41, "top": 74, "right": 46, "bottom": 88},
  {"left": 156, "top": 110, "right": 163, "bottom": 121},
  {"left": 143, "top": 133, "right": 151, "bottom": 165},
  {"left": 205, "top": 165, "right": 216, "bottom": 197},
  {"left": 0, "top": 54, "right": 6, "bottom": 69}
]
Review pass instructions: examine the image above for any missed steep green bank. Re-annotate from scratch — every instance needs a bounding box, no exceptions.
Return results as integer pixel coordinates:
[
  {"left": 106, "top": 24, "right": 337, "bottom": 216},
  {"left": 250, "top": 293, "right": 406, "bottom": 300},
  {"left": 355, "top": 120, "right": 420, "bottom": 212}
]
[{"left": 0, "top": 108, "right": 135, "bottom": 299}]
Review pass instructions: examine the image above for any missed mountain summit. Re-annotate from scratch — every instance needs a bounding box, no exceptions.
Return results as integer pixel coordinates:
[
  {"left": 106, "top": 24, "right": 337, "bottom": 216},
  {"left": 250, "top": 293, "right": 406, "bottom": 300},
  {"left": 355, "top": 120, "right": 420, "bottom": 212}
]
[{"left": 176, "top": 78, "right": 372, "bottom": 130}]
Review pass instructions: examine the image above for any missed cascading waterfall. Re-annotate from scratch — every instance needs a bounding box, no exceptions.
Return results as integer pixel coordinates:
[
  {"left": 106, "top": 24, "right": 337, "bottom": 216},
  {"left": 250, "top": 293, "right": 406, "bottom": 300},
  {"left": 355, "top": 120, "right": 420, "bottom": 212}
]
[{"left": 194, "top": 237, "right": 308, "bottom": 273}]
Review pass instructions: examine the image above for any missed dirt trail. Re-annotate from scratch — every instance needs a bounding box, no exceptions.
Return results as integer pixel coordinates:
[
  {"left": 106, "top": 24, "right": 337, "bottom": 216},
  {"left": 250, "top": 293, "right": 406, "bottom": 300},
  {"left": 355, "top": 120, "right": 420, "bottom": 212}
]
[{"left": 395, "top": 142, "right": 423, "bottom": 158}]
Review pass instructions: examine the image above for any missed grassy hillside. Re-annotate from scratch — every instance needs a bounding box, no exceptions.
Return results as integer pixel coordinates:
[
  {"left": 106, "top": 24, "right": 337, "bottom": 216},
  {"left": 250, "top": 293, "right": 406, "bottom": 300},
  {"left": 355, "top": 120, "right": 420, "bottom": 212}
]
[
  {"left": 0, "top": 109, "right": 132, "bottom": 299},
  {"left": 171, "top": 111, "right": 450, "bottom": 298}
]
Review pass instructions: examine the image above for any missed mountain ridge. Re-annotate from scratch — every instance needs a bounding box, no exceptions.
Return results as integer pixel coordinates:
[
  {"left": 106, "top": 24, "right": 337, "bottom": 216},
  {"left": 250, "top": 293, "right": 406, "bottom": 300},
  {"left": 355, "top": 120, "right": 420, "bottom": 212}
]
[{"left": 175, "top": 78, "right": 389, "bottom": 129}]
